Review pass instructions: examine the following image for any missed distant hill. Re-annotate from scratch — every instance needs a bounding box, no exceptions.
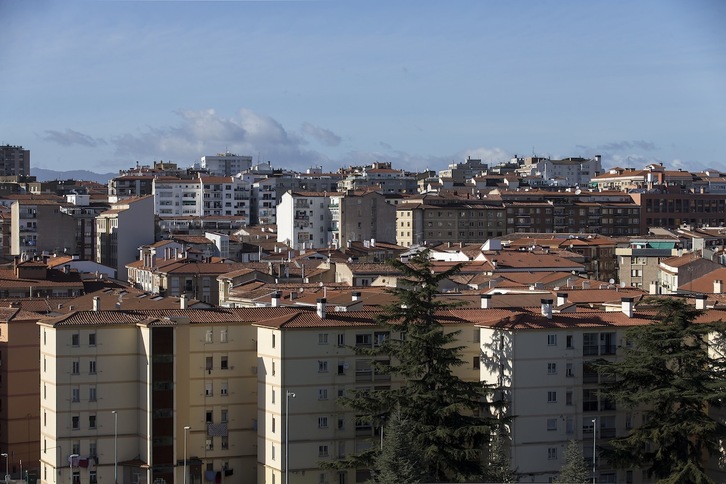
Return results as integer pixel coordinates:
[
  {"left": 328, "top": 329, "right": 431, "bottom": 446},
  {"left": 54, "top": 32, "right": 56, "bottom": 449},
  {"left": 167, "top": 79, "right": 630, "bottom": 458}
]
[{"left": 31, "top": 168, "right": 116, "bottom": 184}]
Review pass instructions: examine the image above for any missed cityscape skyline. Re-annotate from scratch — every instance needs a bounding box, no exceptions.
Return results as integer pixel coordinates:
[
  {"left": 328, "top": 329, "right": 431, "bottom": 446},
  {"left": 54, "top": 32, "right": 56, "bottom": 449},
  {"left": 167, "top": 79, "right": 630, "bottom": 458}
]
[{"left": 2, "top": 0, "right": 725, "bottom": 174}]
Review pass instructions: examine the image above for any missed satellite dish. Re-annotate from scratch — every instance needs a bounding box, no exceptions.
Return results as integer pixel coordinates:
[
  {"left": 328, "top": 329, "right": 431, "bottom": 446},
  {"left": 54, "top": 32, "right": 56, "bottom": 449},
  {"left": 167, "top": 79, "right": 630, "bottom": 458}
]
[
  {"left": 575, "top": 189, "right": 582, "bottom": 195},
  {"left": 620, "top": 281, "right": 626, "bottom": 288},
  {"left": 609, "top": 278, "right": 615, "bottom": 284}
]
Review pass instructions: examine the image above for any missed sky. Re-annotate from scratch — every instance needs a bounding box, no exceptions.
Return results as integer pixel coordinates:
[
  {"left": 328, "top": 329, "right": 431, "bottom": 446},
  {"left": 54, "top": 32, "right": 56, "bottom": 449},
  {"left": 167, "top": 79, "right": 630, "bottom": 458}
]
[{"left": 1, "top": 0, "right": 725, "bottom": 175}]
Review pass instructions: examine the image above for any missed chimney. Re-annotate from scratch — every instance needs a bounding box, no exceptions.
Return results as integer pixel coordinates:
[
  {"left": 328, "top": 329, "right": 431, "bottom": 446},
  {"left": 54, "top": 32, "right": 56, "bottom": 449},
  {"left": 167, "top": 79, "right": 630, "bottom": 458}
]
[
  {"left": 92, "top": 296, "right": 100, "bottom": 312},
  {"left": 271, "top": 291, "right": 281, "bottom": 307},
  {"left": 316, "top": 298, "right": 326, "bottom": 319},
  {"left": 649, "top": 281, "right": 658, "bottom": 295},
  {"left": 180, "top": 293, "right": 187, "bottom": 310},
  {"left": 352, "top": 292, "right": 361, "bottom": 302},
  {"left": 621, "top": 297, "right": 635, "bottom": 318},
  {"left": 556, "top": 292, "right": 568, "bottom": 307},
  {"left": 540, "top": 299, "right": 553, "bottom": 319},
  {"left": 695, "top": 294, "right": 707, "bottom": 310},
  {"left": 715, "top": 280, "right": 723, "bottom": 294},
  {"left": 480, "top": 294, "right": 492, "bottom": 309}
]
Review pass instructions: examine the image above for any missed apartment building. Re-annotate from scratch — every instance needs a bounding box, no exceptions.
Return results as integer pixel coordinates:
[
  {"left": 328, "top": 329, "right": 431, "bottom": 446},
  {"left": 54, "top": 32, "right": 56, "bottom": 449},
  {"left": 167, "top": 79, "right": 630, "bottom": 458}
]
[
  {"left": 199, "top": 152, "right": 253, "bottom": 176},
  {"left": 38, "top": 305, "right": 265, "bottom": 484},
  {"left": 630, "top": 191, "right": 726, "bottom": 234},
  {"left": 253, "top": 299, "right": 483, "bottom": 484},
  {"left": 616, "top": 237, "right": 681, "bottom": 289},
  {"left": 395, "top": 193, "right": 506, "bottom": 247},
  {"left": 9, "top": 196, "right": 77, "bottom": 258},
  {"left": 0, "top": 307, "right": 49, "bottom": 482},
  {"left": 277, "top": 191, "right": 342, "bottom": 250},
  {"left": 153, "top": 175, "right": 252, "bottom": 225},
  {"left": 517, "top": 155, "right": 602, "bottom": 187},
  {"left": 330, "top": 190, "right": 396, "bottom": 248},
  {"left": 338, "top": 163, "right": 417, "bottom": 194},
  {"left": 95, "top": 196, "right": 155, "bottom": 281},
  {"left": 478, "top": 297, "right": 726, "bottom": 483},
  {"left": 0, "top": 145, "right": 30, "bottom": 178}
]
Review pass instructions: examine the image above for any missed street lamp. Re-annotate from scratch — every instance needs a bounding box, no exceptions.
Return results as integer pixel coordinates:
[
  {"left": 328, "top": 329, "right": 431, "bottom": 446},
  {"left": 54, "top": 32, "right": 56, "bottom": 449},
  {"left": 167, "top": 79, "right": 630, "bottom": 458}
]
[
  {"left": 112, "top": 410, "right": 118, "bottom": 484},
  {"left": 69, "top": 454, "right": 79, "bottom": 484},
  {"left": 286, "top": 391, "right": 296, "bottom": 484},
  {"left": 1, "top": 453, "right": 7, "bottom": 484},
  {"left": 592, "top": 418, "right": 597, "bottom": 484},
  {"left": 183, "top": 426, "right": 191, "bottom": 484}
]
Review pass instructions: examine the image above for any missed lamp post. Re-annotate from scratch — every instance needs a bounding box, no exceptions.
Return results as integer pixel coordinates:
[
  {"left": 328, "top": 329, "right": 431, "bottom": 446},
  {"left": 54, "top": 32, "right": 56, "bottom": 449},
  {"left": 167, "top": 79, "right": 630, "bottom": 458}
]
[
  {"left": 286, "top": 391, "right": 295, "bottom": 484},
  {"left": 592, "top": 419, "right": 597, "bottom": 484},
  {"left": 183, "top": 426, "right": 191, "bottom": 484},
  {"left": 1, "top": 453, "right": 7, "bottom": 484},
  {"left": 112, "top": 411, "right": 118, "bottom": 484},
  {"left": 69, "top": 454, "right": 79, "bottom": 484}
]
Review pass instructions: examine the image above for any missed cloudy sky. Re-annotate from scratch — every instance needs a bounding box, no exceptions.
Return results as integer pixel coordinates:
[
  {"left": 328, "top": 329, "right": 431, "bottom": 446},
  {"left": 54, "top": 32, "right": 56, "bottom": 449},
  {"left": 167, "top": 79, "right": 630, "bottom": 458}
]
[{"left": 1, "top": 0, "right": 725, "bottom": 175}]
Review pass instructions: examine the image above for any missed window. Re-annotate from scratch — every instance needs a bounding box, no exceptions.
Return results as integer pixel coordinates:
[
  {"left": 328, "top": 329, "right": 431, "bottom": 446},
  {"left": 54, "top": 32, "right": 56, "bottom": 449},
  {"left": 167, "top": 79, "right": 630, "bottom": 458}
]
[
  {"left": 206, "top": 410, "right": 213, "bottom": 423},
  {"left": 272, "top": 444, "right": 276, "bottom": 461},
  {"left": 547, "top": 363, "right": 557, "bottom": 375},
  {"left": 337, "top": 361, "right": 346, "bottom": 375},
  {"left": 566, "top": 363, "right": 574, "bottom": 377},
  {"left": 337, "top": 334, "right": 345, "bottom": 346},
  {"left": 272, "top": 389, "right": 275, "bottom": 404},
  {"left": 220, "top": 381, "right": 228, "bottom": 396},
  {"left": 73, "top": 471, "right": 80, "bottom": 484},
  {"left": 72, "top": 333, "right": 80, "bottom": 346},
  {"left": 547, "top": 334, "right": 557, "bottom": 346},
  {"left": 221, "top": 409, "right": 228, "bottom": 423},
  {"left": 319, "top": 333, "right": 329, "bottom": 345},
  {"left": 221, "top": 436, "right": 229, "bottom": 450},
  {"left": 89, "top": 415, "right": 96, "bottom": 429},
  {"left": 89, "top": 333, "right": 96, "bottom": 346},
  {"left": 206, "top": 438, "right": 214, "bottom": 451},
  {"left": 319, "top": 445, "right": 329, "bottom": 457},
  {"left": 272, "top": 333, "right": 276, "bottom": 348},
  {"left": 72, "top": 387, "right": 80, "bottom": 402},
  {"left": 72, "top": 416, "right": 80, "bottom": 430},
  {"left": 221, "top": 356, "right": 229, "bottom": 370},
  {"left": 547, "top": 418, "right": 558, "bottom": 431},
  {"left": 220, "top": 329, "right": 228, "bottom": 343},
  {"left": 319, "top": 417, "right": 329, "bottom": 428},
  {"left": 89, "top": 360, "right": 96, "bottom": 374},
  {"left": 272, "top": 416, "right": 276, "bottom": 433},
  {"left": 272, "top": 361, "right": 276, "bottom": 376},
  {"left": 318, "top": 360, "right": 329, "bottom": 373},
  {"left": 566, "top": 391, "right": 573, "bottom": 406},
  {"left": 72, "top": 442, "right": 80, "bottom": 454},
  {"left": 205, "top": 382, "right": 213, "bottom": 397},
  {"left": 547, "top": 391, "right": 557, "bottom": 403},
  {"left": 89, "top": 441, "right": 97, "bottom": 457},
  {"left": 205, "top": 330, "right": 213, "bottom": 343},
  {"left": 548, "top": 447, "right": 558, "bottom": 460},
  {"left": 319, "top": 388, "right": 328, "bottom": 400},
  {"left": 72, "top": 361, "right": 80, "bottom": 375},
  {"left": 89, "top": 471, "right": 97, "bottom": 484},
  {"left": 566, "top": 335, "right": 573, "bottom": 348},
  {"left": 89, "top": 387, "right": 97, "bottom": 402}
]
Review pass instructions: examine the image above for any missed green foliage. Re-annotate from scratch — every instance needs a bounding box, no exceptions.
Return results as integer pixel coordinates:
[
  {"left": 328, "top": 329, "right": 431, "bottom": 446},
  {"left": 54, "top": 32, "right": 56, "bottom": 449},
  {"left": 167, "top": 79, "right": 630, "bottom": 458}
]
[
  {"left": 553, "top": 440, "right": 590, "bottom": 484},
  {"left": 483, "top": 432, "right": 517, "bottom": 483},
  {"left": 369, "top": 407, "right": 429, "bottom": 484},
  {"left": 595, "top": 298, "right": 726, "bottom": 483},
  {"left": 341, "top": 249, "right": 497, "bottom": 482}
]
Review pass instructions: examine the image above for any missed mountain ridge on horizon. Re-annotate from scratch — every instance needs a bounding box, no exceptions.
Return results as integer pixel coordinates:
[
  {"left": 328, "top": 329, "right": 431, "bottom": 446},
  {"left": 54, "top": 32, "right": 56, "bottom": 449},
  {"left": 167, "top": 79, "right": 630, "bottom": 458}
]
[{"left": 31, "top": 167, "right": 116, "bottom": 184}]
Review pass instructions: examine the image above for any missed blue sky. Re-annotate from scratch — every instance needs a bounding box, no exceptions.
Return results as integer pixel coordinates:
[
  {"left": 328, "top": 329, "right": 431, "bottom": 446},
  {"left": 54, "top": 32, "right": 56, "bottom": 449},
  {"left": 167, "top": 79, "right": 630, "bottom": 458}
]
[{"left": 1, "top": 0, "right": 725, "bottom": 175}]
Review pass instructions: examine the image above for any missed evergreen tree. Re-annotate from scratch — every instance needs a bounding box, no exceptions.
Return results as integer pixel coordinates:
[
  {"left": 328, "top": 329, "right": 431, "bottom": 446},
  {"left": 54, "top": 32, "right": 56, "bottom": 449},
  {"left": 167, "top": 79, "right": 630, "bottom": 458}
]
[
  {"left": 595, "top": 298, "right": 726, "bottom": 483},
  {"left": 484, "top": 431, "right": 517, "bottom": 483},
  {"left": 340, "top": 249, "right": 497, "bottom": 482},
  {"left": 553, "top": 440, "right": 590, "bottom": 484},
  {"left": 370, "top": 407, "right": 429, "bottom": 484}
]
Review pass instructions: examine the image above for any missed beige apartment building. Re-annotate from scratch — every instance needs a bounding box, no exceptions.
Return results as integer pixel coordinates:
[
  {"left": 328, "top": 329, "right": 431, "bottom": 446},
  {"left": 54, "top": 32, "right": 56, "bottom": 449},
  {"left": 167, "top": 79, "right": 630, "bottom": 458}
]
[
  {"left": 35, "top": 293, "right": 726, "bottom": 484},
  {"left": 39, "top": 304, "right": 263, "bottom": 484},
  {"left": 0, "top": 307, "right": 49, "bottom": 482}
]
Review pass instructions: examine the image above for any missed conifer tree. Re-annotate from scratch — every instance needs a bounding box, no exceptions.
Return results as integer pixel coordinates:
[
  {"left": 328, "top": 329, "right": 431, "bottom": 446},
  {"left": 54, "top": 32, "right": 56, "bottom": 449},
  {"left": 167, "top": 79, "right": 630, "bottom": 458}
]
[
  {"left": 595, "top": 298, "right": 726, "bottom": 483},
  {"left": 553, "top": 440, "right": 590, "bottom": 484},
  {"left": 370, "top": 407, "right": 429, "bottom": 484},
  {"left": 484, "top": 431, "right": 517, "bottom": 483},
  {"left": 339, "top": 249, "right": 497, "bottom": 482}
]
